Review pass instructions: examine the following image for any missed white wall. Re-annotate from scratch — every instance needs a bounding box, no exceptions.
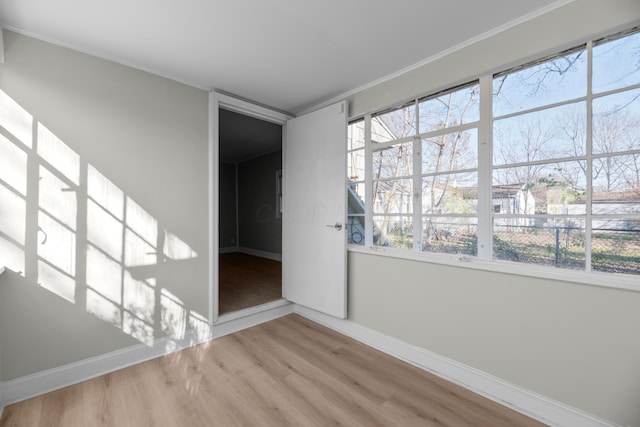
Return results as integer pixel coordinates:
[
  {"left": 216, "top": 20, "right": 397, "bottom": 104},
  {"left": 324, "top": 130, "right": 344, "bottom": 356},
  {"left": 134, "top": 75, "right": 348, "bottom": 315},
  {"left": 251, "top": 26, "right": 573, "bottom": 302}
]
[
  {"left": 0, "top": 30, "right": 209, "bottom": 380},
  {"left": 346, "top": 1, "right": 640, "bottom": 425}
]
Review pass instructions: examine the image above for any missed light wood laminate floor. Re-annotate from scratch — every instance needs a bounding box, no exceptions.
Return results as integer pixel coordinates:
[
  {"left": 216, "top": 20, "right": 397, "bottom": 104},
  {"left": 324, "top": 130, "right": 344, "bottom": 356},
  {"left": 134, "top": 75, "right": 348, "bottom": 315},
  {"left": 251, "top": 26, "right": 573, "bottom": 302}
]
[
  {"left": 0, "top": 314, "right": 546, "bottom": 427},
  {"left": 219, "top": 252, "right": 282, "bottom": 314}
]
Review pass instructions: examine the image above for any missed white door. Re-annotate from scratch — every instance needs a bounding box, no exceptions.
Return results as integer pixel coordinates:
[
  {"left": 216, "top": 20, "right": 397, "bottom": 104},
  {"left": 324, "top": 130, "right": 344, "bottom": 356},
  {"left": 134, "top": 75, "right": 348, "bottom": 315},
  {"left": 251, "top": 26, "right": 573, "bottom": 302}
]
[{"left": 283, "top": 101, "right": 347, "bottom": 318}]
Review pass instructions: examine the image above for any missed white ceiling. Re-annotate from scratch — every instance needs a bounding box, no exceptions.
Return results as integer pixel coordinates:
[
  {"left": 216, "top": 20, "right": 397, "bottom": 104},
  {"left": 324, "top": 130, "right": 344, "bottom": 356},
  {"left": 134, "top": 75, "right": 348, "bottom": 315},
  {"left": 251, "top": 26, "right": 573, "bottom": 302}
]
[{"left": 0, "top": 0, "right": 569, "bottom": 115}]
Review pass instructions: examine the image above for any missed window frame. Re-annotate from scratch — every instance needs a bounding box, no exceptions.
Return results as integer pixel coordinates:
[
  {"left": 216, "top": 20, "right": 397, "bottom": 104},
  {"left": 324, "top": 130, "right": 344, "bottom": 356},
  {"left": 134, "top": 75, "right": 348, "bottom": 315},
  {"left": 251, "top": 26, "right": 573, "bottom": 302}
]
[{"left": 347, "top": 27, "right": 640, "bottom": 292}]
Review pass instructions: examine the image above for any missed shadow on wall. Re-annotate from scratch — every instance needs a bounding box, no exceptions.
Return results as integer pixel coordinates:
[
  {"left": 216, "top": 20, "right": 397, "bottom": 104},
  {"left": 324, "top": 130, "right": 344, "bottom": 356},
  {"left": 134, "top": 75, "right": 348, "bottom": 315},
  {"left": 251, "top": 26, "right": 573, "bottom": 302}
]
[{"left": 0, "top": 89, "right": 210, "bottom": 369}]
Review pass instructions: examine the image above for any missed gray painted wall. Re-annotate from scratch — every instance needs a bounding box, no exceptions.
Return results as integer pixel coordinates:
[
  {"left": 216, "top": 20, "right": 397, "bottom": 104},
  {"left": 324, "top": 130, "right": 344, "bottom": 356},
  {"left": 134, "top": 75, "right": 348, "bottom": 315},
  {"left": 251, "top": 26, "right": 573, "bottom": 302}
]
[
  {"left": 0, "top": 30, "right": 209, "bottom": 380},
  {"left": 346, "top": 1, "right": 640, "bottom": 425},
  {"left": 238, "top": 150, "right": 282, "bottom": 255},
  {"left": 219, "top": 161, "right": 237, "bottom": 249}
]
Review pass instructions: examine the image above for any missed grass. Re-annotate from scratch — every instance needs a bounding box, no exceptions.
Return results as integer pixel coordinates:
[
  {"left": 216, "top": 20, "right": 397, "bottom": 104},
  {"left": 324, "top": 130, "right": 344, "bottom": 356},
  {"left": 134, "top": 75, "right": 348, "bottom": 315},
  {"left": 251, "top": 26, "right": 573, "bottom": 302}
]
[{"left": 384, "top": 227, "right": 640, "bottom": 276}]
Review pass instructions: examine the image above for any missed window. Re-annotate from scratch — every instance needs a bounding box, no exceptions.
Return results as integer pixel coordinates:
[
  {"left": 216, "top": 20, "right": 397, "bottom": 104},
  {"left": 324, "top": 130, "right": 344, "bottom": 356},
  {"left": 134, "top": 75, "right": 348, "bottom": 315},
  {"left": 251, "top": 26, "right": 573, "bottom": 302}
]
[
  {"left": 348, "top": 26, "right": 640, "bottom": 281},
  {"left": 347, "top": 120, "right": 366, "bottom": 245},
  {"left": 492, "top": 46, "right": 588, "bottom": 270}
]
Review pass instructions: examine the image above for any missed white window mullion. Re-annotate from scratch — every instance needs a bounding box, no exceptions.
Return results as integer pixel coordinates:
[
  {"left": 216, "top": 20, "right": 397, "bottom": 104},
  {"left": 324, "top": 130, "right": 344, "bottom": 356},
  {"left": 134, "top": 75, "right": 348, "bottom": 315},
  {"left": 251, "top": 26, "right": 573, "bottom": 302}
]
[
  {"left": 364, "top": 114, "right": 374, "bottom": 247},
  {"left": 413, "top": 157, "right": 422, "bottom": 253},
  {"left": 585, "top": 40, "right": 594, "bottom": 272},
  {"left": 477, "top": 75, "right": 493, "bottom": 259}
]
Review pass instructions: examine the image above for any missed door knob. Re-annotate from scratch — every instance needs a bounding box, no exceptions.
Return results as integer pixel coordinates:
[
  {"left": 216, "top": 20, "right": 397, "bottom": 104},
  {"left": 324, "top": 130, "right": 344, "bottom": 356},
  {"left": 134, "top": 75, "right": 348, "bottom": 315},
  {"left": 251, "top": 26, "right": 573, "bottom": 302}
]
[{"left": 326, "top": 222, "right": 343, "bottom": 231}]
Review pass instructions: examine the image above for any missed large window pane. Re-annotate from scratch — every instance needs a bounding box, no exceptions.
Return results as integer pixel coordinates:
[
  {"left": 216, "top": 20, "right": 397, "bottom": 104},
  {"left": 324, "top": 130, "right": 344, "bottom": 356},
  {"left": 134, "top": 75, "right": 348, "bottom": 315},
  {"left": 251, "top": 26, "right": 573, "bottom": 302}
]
[
  {"left": 422, "top": 172, "right": 477, "bottom": 214},
  {"left": 418, "top": 83, "right": 479, "bottom": 133},
  {"left": 493, "top": 102, "right": 586, "bottom": 166},
  {"left": 348, "top": 120, "right": 365, "bottom": 150},
  {"left": 373, "top": 215, "right": 412, "bottom": 249},
  {"left": 347, "top": 215, "right": 365, "bottom": 245},
  {"left": 593, "top": 153, "right": 640, "bottom": 197},
  {"left": 493, "top": 217, "right": 586, "bottom": 270},
  {"left": 493, "top": 162, "right": 587, "bottom": 215},
  {"left": 493, "top": 49, "right": 587, "bottom": 117},
  {"left": 422, "top": 129, "right": 477, "bottom": 174},
  {"left": 371, "top": 104, "right": 416, "bottom": 143},
  {"left": 372, "top": 142, "right": 413, "bottom": 179},
  {"left": 591, "top": 219, "right": 640, "bottom": 276},
  {"left": 422, "top": 216, "right": 477, "bottom": 255},
  {"left": 348, "top": 149, "right": 365, "bottom": 181},
  {"left": 592, "top": 88, "right": 640, "bottom": 155},
  {"left": 348, "top": 180, "right": 366, "bottom": 246},
  {"left": 373, "top": 179, "right": 413, "bottom": 215},
  {"left": 593, "top": 30, "right": 640, "bottom": 94},
  {"left": 348, "top": 181, "right": 366, "bottom": 210}
]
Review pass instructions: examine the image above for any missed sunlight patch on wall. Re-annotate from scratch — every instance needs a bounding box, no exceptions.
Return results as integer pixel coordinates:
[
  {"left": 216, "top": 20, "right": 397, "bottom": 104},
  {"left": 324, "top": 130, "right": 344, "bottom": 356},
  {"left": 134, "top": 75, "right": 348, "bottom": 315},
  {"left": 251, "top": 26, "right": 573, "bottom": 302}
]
[
  {"left": 124, "top": 228, "right": 157, "bottom": 267},
  {"left": 39, "top": 166, "right": 77, "bottom": 229},
  {"left": 38, "top": 260, "right": 75, "bottom": 303},
  {"left": 164, "top": 231, "right": 198, "bottom": 260},
  {"left": 37, "top": 211, "right": 75, "bottom": 276},
  {"left": 0, "top": 184, "right": 26, "bottom": 245},
  {"left": 87, "top": 287, "right": 122, "bottom": 328},
  {"left": 0, "top": 134, "right": 27, "bottom": 195},
  {"left": 86, "top": 244, "right": 122, "bottom": 304},
  {"left": 123, "top": 272, "right": 155, "bottom": 324},
  {"left": 0, "top": 90, "right": 32, "bottom": 148},
  {"left": 123, "top": 311, "right": 154, "bottom": 346},
  {"left": 37, "top": 123, "right": 79, "bottom": 185},
  {"left": 126, "top": 198, "right": 158, "bottom": 247},
  {"left": 88, "top": 165, "right": 124, "bottom": 220},
  {"left": 87, "top": 198, "right": 124, "bottom": 260},
  {"left": 161, "top": 288, "right": 187, "bottom": 340},
  {"left": 189, "top": 311, "right": 211, "bottom": 343},
  {"left": 0, "top": 114, "right": 27, "bottom": 274},
  {"left": 1, "top": 88, "right": 206, "bottom": 349},
  {"left": 0, "top": 236, "right": 24, "bottom": 273}
]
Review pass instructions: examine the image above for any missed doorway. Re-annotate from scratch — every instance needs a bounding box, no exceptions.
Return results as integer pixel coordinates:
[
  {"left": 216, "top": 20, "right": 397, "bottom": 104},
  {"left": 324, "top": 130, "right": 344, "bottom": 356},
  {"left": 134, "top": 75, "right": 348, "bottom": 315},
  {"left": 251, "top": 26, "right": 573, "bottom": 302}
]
[{"left": 218, "top": 108, "right": 283, "bottom": 314}]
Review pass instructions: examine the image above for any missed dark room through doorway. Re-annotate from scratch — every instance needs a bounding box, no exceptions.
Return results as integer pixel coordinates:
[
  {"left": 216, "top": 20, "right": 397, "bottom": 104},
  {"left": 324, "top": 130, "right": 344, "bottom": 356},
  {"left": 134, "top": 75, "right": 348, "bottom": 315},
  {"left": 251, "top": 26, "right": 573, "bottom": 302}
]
[{"left": 218, "top": 108, "right": 283, "bottom": 314}]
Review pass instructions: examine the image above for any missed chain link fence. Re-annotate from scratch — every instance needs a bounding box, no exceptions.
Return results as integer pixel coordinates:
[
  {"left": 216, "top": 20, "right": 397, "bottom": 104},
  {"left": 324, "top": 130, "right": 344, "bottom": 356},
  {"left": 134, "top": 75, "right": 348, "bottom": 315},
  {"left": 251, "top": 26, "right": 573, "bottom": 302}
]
[
  {"left": 365, "top": 219, "right": 640, "bottom": 276},
  {"left": 492, "top": 225, "right": 640, "bottom": 275}
]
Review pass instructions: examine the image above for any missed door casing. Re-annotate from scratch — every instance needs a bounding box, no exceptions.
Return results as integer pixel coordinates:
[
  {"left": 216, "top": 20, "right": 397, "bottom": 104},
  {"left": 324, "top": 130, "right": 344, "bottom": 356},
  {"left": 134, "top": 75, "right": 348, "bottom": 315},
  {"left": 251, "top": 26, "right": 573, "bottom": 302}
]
[{"left": 208, "top": 92, "right": 292, "bottom": 324}]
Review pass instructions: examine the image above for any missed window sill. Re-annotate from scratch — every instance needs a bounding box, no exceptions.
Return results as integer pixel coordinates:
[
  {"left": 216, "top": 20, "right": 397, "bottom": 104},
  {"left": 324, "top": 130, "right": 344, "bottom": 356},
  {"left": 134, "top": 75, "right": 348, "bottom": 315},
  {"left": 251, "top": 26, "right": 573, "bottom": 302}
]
[{"left": 347, "top": 245, "right": 640, "bottom": 293}]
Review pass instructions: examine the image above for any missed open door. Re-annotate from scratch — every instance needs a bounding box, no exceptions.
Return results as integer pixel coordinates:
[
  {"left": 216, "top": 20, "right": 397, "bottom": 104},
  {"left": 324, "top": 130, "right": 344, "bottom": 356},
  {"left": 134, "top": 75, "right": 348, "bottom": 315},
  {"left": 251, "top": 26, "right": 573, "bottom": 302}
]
[
  {"left": 209, "top": 92, "right": 293, "bottom": 324},
  {"left": 283, "top": 101, "right": 347, "bottom": 318}
]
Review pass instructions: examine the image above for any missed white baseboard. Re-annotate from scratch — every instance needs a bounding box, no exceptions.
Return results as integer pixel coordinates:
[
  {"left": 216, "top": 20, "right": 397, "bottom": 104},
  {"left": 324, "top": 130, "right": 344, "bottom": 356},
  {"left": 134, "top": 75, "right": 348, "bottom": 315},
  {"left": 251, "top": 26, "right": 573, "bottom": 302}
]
[
  {"left": 217, "top": 299, "right": 289, "bottom": 323},
  {"left": 293, "top": 305, "right": 618, "bottom": 427},
  {"left": 0, "top": 303, "right": 293, "bottom": 410},
  {"left": 238, "top": 247, "right": 282, "bottom": 262}
]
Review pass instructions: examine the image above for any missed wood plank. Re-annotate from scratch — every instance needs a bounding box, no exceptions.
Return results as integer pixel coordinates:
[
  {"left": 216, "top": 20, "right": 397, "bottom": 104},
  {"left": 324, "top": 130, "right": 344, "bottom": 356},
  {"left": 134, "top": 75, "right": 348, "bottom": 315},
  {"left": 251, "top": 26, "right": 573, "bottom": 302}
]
[
  {"left": 219, "top": 252, "right": 282, "bottom": 314},
  {"left": 0, "top": 314, "right": 547, "bottom": 427}
]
